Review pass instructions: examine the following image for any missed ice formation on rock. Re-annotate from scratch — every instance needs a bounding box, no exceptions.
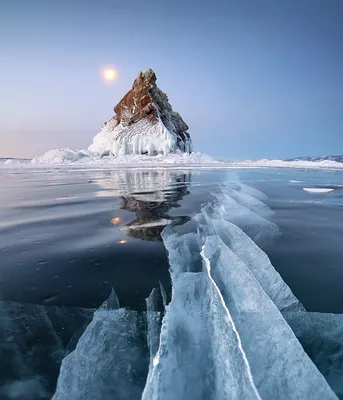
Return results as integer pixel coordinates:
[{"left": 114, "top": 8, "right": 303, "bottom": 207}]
[{"left": 89, "top": 69, "right": 192, "bottom": 157}]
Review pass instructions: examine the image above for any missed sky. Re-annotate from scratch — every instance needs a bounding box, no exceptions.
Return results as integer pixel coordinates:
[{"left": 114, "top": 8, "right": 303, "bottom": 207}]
[{"left": 0, "top": 0, "right": 342, "bottom": 159}]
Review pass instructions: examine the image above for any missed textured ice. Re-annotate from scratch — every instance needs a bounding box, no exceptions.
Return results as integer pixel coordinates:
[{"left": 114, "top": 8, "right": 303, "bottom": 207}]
[
  {"left": 93, "top": 118, "right": 177, "bottom": 156},
  {"left": 160, "top": 228, "right": 202, "bottom": 279},
  {"left": 145, "top": 285, "right": 165, "bottom": 374},
  {"left": 284, "top": 312, "right": 343, "bottom": 399},
  {"left": 197, "top": 206, "right": 303, "bottom": 312},
  {"left": 53, "top": 308, "right": 148, "bottom": 400},
  {"left": 211, "top": 190, "right": 280, "bottom": 244},
  {"left": 146, "top": 180, "right": 337, "bottom": 399},
  {"left": 201, "top": 235, "right": 335, "bottom": 399},
  {"left": 142, "top": 272, "right": 260, "bottom": 400},
  {"left": 99, "top": 287, "right": 120, "bottom": 310},
  {"left": 221, "top": 186, "right": 273, "bottom": 218},
  {"left": 89, "top": 114, "right": 192, "bottom": 157}
]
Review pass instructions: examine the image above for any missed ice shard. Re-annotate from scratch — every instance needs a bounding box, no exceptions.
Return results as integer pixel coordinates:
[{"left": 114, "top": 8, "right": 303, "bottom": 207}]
[
  {"left": 53, "top": 308, "right": 148, "bottom": 400},
  {"left": 145, "top": 285, "right": 165, "bottom": 373}
]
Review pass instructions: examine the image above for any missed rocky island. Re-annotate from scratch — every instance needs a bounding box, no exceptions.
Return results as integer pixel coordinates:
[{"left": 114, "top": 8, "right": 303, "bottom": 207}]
[{"left": 89, "top": 69, "right": 192, "bottom": 157}]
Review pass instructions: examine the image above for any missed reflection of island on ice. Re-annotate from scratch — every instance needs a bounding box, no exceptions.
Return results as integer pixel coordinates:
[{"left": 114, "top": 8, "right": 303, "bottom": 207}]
[{"left": 95, "top": 170, "right": 191, "bottom": 241}]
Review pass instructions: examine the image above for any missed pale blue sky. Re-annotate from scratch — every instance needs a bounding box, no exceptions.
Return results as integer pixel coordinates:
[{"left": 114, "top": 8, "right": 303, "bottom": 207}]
[{"left": 0, "top": 0, "right": 342, "bottom": 159}]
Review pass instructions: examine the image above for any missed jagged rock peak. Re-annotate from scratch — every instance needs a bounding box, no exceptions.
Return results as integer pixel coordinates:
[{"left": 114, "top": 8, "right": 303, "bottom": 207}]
[{"left": 88, "top": 69, "right": 192, "bottom": 157}]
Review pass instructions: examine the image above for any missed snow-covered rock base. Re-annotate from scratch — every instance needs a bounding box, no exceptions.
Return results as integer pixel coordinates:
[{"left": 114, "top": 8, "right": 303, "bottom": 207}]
[
  {"left": 88, "top": 117, "right": 191, "bottom": 157},
  {"left": 31, "top": 149, "right": 219, "bottom": 167}
]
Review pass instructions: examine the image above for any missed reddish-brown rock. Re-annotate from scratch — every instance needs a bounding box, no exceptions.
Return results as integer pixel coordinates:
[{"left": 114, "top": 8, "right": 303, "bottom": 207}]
[
  {"left": 113, "top": 69, "right": 191, "bottom": 151},
  {"left": 89, "top": 69, "right": 192, "bottom": 156}
]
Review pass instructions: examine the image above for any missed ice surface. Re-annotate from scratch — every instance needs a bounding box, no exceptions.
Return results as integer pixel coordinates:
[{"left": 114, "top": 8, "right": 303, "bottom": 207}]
[
  {"left": 94, "top": 169, "right": 190, "bottom": 201},
  {"left": 0, "top": 300, "right": 93, "bottom": 400},
  {"left": 303, "top": 187, "right": 335, "bottom": 193},
  {"left": 284, "top": 312, "right": 343, "bottom": 399},
  {"left": 7, "top": 178, "right": 340, "bottom": 399}
]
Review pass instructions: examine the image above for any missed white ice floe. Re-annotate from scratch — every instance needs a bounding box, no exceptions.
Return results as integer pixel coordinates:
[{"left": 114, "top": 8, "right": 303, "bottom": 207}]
[{"left": 303, "top": 188, "right": 335, "bottom": 193}]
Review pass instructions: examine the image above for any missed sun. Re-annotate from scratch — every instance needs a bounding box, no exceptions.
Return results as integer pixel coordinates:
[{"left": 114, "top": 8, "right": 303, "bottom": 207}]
[{"left": 102, "top": 67, "right": 119, "bottom": 83}]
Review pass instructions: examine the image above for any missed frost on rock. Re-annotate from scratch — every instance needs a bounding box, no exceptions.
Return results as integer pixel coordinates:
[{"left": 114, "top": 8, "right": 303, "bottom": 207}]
[{"left": 89, "top": 69, "right": 192, "bottom": 157}]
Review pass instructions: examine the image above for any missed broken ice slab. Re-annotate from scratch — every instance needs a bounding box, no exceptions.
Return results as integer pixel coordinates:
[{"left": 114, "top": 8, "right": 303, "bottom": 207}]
[
  {"left": 53, "top": 308, "right": 149, "bottom": 400},
  {"left": 201, "top": 234, "right": 337, "bottom": 399}
]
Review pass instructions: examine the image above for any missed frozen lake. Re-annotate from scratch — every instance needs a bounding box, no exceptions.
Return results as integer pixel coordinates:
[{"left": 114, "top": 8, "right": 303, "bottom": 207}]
[{"left": 0, "top": 166, "right": 342, "bottom": 399}]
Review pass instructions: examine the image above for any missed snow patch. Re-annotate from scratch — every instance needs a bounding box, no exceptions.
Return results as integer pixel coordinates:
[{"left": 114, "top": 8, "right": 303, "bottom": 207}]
[
  {"left": 230, "top": 159, "right": 343, "bottom": 169},
  {"left": 32, "top": 149, "right": 92, "bottom": 164}
]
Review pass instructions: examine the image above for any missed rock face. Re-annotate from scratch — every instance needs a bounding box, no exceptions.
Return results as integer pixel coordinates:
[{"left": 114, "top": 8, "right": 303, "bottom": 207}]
[{"left": 89, "top": 69, "right": 192, "bottom": 157}]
